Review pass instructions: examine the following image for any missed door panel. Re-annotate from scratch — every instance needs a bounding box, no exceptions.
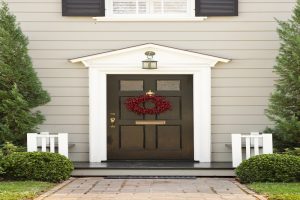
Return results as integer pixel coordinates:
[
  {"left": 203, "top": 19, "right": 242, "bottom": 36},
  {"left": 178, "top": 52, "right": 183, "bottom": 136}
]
[{"left": 107, "top": 75, "right": 193, "bottom": 160}]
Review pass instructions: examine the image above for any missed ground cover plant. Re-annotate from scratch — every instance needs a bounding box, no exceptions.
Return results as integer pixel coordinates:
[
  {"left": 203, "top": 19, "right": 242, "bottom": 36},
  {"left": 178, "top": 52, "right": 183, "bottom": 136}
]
[
  {"left": 0, "top": 181, "right": 54, "bottom": 200},
  {"left": 248, "top": 182, "right": 300, "bottom": 200}
]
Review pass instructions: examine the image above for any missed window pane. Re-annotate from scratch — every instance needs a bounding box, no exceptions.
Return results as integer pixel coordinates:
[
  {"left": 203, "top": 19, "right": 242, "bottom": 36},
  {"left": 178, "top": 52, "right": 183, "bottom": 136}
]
[
  {"left": 153, "top": 0, "right": 188, "bottom": 14},
  {"left": 112, "top": 0, "right": 188, "bottom": 15},
  {"left": 120, "top": 80, "right": 144, "bottom": 91},
  {"left": 113, "top": 0, "right": 148, "bottom": 14},
  {"left": 157, "top": 80, "right": 180, "bottom": 91}
]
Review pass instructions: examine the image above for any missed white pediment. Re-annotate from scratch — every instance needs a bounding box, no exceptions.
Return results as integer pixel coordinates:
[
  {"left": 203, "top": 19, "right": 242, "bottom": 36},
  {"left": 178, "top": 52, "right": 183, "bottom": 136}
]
[{"left": 70, "top": 44, "right": 230, "bottom": 70}]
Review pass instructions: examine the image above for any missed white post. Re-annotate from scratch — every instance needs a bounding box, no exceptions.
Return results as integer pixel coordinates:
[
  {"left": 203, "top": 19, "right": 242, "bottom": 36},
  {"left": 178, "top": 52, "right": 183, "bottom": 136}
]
[
  {"left": 27, "top": 133, "right": 38, "bottom": 152},
  {"left": 58, "top": 133, "right": 68, "bottom": 158},
  {"left": 232, "top": 134, "right": 242, "bottom": 167},
  {"left": 50, "top": 137, "right": 55, "bottom": 153},
  {"left": 41, "top": 137, "right": 47, "bottom": 152},
  {"left": 263, "top": 134, "right": 273, "bottom": 154},
  {"left": 245, "top": 137, "right": 251, "bottom": 159}
]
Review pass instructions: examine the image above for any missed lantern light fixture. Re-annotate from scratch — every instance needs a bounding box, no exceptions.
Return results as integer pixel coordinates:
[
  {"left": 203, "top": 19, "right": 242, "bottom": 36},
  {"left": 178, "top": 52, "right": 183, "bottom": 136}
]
[{"left": 142, "top": 51, "right": 157, "bottom": 69}]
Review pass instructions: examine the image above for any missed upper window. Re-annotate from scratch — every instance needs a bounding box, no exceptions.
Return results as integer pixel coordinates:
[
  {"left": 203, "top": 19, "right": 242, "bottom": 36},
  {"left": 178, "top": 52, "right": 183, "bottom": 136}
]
[
  {"left": 62, "top": 0, "right": 238, "bottom": 19},
  {"left": 107, "top": 0, "right": 192, "bottom": 17}
]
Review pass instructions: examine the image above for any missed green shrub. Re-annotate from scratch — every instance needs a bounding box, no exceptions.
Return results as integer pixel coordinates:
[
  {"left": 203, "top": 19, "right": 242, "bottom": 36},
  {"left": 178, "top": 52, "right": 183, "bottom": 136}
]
[
  {"left": 236, "top": 154, "right": 300, "bottom": 183},
  {"left": 1, "top": 152, "right": 73, "bottom": 182},
  {"left": 284, "top": 148, "right": 300, "bottom": 156}
]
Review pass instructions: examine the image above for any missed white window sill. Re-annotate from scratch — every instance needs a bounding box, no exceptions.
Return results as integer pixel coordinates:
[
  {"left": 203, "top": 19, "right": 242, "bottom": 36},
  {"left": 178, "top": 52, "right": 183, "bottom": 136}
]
[{"left": 93, "top": 17, "right": 207, "bottom": 22}]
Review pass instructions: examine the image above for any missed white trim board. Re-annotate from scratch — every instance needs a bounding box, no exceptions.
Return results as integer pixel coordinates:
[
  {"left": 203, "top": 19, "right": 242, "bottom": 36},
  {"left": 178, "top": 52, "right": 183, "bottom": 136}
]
[{"left": 70, "top": 43, "right": 230, "bottom": 162}]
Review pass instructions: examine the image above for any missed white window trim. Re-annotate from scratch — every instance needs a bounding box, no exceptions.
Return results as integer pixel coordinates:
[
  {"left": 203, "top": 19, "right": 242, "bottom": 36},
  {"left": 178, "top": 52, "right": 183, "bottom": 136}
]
[{"left": 93, "top": 0, "right": 207, "bottom": 21}]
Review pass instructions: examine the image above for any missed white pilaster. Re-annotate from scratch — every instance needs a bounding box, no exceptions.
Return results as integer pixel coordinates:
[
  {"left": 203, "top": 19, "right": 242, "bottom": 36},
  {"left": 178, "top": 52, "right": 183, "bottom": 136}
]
[
  {"left": 193, "top": 68, "right": 211, "bottom": 162},
  {"left": 89, "top": 68, "right": 107, "bottom": 162}
]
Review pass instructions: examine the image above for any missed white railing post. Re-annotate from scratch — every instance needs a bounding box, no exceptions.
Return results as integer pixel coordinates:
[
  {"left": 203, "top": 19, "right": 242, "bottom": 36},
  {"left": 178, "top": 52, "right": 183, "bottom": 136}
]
[
  {"left": 27, "top": 133, "right": 38, "bottom": 152},
  {"left": 58, "top": 133, "right": 68, "bottom": 158},
  {"left": 245, "top": 136, "right": 251, "bottom": 159},
  {"left": 251, "top": 132, "right": 260, "bottom": 156},
  {"left": 262, "top": 134, "right": 273, "bottom": 154},
  {"left": 232, "top": 134, "right": 242, "bottom": 167},
  {"left": 50, "top": 136, "right": 55, "bottom": 153}
]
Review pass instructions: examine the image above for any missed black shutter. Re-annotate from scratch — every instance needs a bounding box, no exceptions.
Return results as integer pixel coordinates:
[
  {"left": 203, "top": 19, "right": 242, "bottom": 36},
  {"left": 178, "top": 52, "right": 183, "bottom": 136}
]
[
  {"left": 62, "top": 0, "right": 105, "bottom": 16},
  {"left": 195, "top": 0, "right": 238, "bottom": 16}
]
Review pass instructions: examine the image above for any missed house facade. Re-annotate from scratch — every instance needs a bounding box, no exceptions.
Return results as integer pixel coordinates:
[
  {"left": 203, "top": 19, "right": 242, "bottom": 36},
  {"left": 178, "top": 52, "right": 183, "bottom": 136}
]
[{"left": 7, "top": 0, "right": 295, "bottom": 163}]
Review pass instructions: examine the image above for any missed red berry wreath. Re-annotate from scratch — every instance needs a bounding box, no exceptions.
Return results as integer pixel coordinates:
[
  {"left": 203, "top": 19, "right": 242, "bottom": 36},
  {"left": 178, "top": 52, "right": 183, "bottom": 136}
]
[{"left": 125, "top": 94, "right": 171, "bottom": 115}]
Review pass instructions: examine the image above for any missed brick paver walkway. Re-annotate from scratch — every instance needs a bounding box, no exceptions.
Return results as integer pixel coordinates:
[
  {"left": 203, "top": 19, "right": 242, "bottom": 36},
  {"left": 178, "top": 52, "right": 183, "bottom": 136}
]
[{"left": 36, "top": 178, "right": 266, "bottom": 200}]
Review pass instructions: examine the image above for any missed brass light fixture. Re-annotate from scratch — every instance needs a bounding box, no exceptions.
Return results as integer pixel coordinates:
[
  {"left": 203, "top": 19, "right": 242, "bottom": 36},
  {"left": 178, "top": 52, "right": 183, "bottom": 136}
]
[{"left": 142, "top": 51, "right": 157, "bottom": 69}]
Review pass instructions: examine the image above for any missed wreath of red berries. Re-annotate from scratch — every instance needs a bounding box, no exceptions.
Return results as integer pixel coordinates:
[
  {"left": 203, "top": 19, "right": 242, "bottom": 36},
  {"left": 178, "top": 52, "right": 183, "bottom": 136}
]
[{"left": 125, "top": 94, "right": 172, "bottom": 115}]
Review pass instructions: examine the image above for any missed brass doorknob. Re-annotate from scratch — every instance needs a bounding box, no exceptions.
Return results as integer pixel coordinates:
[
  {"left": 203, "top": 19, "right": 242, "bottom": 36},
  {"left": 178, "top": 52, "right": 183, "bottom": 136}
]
[{"left": 110, "top": 117, "right": 116, "bottom": 128}]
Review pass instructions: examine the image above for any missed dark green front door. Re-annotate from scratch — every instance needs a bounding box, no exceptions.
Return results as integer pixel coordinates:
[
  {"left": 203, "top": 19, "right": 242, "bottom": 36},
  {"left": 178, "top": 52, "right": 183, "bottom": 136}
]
[{"left": 107, "top": 75, "right": 193, "bottom": 160}]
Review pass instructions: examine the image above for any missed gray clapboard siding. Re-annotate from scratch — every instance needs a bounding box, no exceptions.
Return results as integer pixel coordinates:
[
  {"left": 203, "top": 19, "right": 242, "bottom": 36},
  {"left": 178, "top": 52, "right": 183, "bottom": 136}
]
[
  {"left": 33, "top": 59, "right": 276, "bottom": 69},
  {"left": 212, "top": 134, "right": 232, "bottom": 143},
  {"left": 7, "top": 0, "right": 295, "bottom": 162},
  {"left": 35, "top": 68, "right": 275, "bottom": 78},
  {"left": 212, "top": 69, "right": 276, "bottom": 78},
  {"left": 212, "top": 87, "right": 273, "bottom": 97},
  {"left": 212, "top": 106, "right": 267, "bottom": 115},
  {"left": 29, "top": 41, "right": 280, "bottom": 50},
  {"left": 36, "top": 69, "right": 88, "bottom": 78},
  {"left": 32, "top": 59, "right": 80, "bottom": 69},
  {"left": 47, "top": 97, "right": 89, "bottom": 106},
  {"left": 212, "top": 153, "right": 232, "bottom": 162},
  {"left": 212, "top": 125, "right": 272, "bottom": 134},
  {"left": 211, "top": 115, "right": 270, "bottom": 125},
  {"left": 11, "top": 12, "right": 292, "bottom": 22},
  {"left": 69, "top": 153, "right": 89, "bottom": 162},
  {"left": 212, "top": 97, "right": 269, "bottom": 106},
  {"left": 44, "top": 115, "right": 88, "bottom": 125},
  {"left": 46, "top": 87, "right": 88, "bottom": 97},
  {"left": 37, "top": 106, "right": 89, "bottom": 115},
  {"left": 20, "top": 22, "right": 278, "bottom": 31},
  {"left": 29, "top": 49, "right": 279, "bottom": 59},
  {"left": 68, "top": 143, "right": 89, "bottom": 153},
  {"left": 39, "top": 125, "right": 89, "bottom": 133},
  {"left": 212, "top": 143, "right": 234, "bottom": 153},
  {"left": 212, "top": 78, "right": 274, "bottom": 87},
  {"left": 68, "top": 134, "right": 89, "bottom": 143},
  {"left": 25, "top": 32, "right": 279, "bottom": 41},
  {"left": 40, "top": 78, "right": 89, "bottom": 87}
]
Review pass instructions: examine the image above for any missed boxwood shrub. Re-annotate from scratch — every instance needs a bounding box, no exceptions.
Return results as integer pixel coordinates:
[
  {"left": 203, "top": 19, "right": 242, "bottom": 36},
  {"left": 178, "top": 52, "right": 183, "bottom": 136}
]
[
  {"left": 236, "top": 154, "right": 300, "bottom": 183},
  {"left": 1, "top": 152, "right": 73, "bottom": 182}
]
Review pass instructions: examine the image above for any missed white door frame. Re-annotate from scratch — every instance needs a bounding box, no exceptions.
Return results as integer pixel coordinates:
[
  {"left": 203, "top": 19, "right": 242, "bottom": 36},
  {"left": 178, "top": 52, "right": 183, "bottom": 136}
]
[
  {"left": 70, "top": 44, "right": 230, "bottom": 163},
  {"left": 88, "top": 68, "right": 211, "bottom": 162}
]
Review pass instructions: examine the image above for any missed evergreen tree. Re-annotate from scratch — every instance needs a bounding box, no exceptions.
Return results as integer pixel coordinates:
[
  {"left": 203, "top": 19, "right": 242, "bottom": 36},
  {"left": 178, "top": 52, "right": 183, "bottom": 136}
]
[
  {"left": 0, "top": 85, "right": 44, "bottom": 144},
  {"left": 265, "top": 0, "right": 300, "bottom": 151},
  {"left": 0, "top": 2, "right": 50, "bottom": 144}
]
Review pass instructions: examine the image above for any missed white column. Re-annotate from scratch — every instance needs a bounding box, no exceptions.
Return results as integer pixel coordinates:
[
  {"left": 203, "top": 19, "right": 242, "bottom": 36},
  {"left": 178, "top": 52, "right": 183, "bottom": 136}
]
[
  {"left": 193, "top": 68, "right": 211, "bottom": 162},
  {"left": 232, "top": 134, "right": 242, "bottom": 167},
  {"left": 89, "top": 68, "right": 107, "bottom": 162},
  {"left": 262, "top": 134, "right": 273, "bottom": 154},
  {"left": 58, "top": 133, "right": 69, "bottom": 158},
  {"left": 27, "top": 133, "right": 38, "bottom": 152}
]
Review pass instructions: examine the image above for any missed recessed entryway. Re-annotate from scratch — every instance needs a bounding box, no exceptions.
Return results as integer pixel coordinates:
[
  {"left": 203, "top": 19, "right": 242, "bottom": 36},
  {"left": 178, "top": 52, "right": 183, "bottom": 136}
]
[
  {"left": 107, "top": 75, "right": 193, "bottom": 160},
  {"left": 70, "top": 43, "right": 230, "bottom": 163}
]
